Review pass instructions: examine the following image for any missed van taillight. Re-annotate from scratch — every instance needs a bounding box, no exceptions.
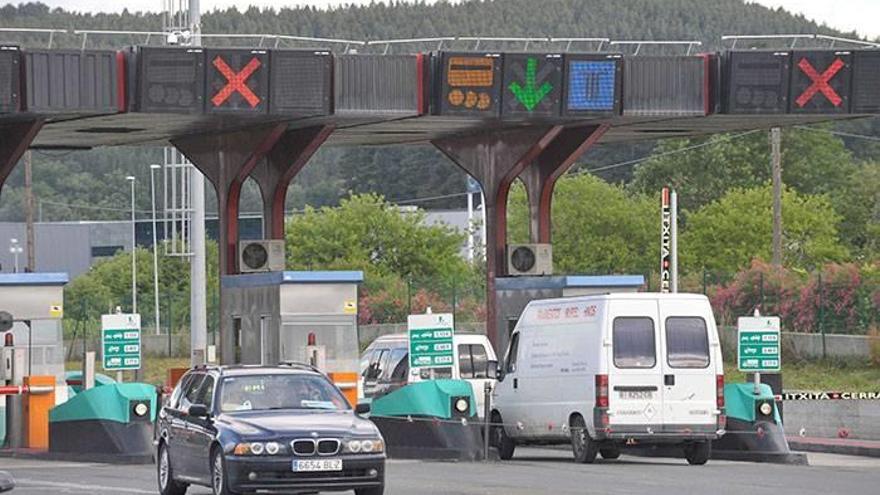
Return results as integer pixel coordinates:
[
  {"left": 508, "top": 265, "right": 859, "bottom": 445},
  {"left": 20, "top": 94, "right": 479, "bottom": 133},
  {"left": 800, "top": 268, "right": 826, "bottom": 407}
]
[
  {"left": 596, "top": 374, "right": 609, "bottom": 408},
  {"left": 716, "top": 374, "right": 725, "bottom": 409}
]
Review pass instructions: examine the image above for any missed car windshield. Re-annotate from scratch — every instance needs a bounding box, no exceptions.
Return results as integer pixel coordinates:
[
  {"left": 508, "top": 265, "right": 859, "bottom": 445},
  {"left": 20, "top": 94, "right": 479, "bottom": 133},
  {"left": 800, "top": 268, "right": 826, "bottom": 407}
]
[{"left": 219, "top": 374, "right": 350, "bottom": 413}]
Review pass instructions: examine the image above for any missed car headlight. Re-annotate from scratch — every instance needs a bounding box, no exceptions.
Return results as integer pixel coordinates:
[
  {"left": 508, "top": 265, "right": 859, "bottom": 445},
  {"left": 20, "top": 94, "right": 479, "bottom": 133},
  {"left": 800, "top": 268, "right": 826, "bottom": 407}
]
[
  {"left": 250, "top": 442, "right": 265, "bottom": 455},
  {"left": 265, "top": 442, "right": 280, "bottom": 455},
  {"left": 759, "top": 402, "right": 773, "bottom": 416},
  {"left": 454, "top": 398, "right": 469, "bottom": 413},
  {"left": 343, "top": 438, "right": 384, "bottom": 454}
]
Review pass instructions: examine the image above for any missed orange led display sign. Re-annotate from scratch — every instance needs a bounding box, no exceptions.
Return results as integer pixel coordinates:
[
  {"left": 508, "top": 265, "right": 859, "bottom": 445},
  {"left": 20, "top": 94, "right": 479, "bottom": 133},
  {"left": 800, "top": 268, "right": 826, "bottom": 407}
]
[{"left": 438, "top": 52, "right": 501, "bottom": 116}]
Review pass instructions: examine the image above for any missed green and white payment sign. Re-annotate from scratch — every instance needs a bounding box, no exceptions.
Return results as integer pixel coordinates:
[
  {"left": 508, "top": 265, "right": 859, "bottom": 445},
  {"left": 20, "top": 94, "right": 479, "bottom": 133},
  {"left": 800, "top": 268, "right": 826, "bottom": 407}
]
[
  {"left": 737, "top": 316, "right": 781, "bottom": 372},
  {"left": 408, "top": 313, "right": 454, "bottom": 369},
  {"left": 102, "top": 313, "right": 142, "bottom": 371}
]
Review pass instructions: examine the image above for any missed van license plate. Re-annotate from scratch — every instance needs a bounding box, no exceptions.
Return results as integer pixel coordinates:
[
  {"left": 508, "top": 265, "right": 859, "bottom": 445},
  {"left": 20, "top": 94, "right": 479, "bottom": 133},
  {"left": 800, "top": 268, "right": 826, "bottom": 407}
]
[
  {"left": 292, "top": 459, "right": 343, "bottom": 472},
  {"left": 620, "top": 391, "right": 653, "bottom": 400}
]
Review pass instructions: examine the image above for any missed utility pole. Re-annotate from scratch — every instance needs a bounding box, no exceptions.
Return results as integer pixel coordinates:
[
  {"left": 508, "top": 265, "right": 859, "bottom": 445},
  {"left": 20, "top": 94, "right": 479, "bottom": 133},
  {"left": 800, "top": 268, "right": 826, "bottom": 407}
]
[
  {"left": 24, "top": 151, "right": 35, "bottom": 272},
  {"left": 771, "top": 127, "right": 783, "bottom": 267},
  {"left": 189, "top": 0, "right": 208, "bottom": 366}
]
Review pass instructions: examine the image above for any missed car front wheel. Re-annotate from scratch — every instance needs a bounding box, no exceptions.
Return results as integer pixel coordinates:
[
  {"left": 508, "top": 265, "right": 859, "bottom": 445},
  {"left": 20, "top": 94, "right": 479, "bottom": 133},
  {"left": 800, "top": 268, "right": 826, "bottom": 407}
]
[
  {"left": 211, "top": 448, "right": 239, "bottom": 495},
  {"left": 157, "top": 443, "right": 188, "bottom": 495},
  {"left": 570, "top": 415, "right": 598, "bottom": 464}
]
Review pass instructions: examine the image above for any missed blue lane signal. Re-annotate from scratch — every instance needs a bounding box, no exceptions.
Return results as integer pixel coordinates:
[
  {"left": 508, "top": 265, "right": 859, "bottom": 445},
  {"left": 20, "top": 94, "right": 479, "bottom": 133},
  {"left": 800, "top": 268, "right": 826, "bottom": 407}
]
[{"left": 567, "top": 60, "right": 617, "bottom": 111}]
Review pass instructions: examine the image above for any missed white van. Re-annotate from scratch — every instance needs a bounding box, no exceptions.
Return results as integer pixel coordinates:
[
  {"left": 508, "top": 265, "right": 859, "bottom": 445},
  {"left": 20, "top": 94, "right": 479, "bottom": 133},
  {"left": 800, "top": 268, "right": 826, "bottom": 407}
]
[
  {"left": 491, "top": 293, "right": 725, "bottom": 464},
  {"left": 360, "top": 333, "right": 498, "bottom": 417}
]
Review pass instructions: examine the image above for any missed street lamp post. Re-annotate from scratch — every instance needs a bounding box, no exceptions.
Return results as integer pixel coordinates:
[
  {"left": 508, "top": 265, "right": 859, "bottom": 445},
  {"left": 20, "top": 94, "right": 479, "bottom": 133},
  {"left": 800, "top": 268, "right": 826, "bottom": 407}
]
[
  {"left": 150, "top": 165, "right": 162, "bottom": 336},
  {"left": 127, "top": 176, "right": 137, "bottom": 314},
  {"left": 9, "top": 238, "right": 23, "bottom": 273}
]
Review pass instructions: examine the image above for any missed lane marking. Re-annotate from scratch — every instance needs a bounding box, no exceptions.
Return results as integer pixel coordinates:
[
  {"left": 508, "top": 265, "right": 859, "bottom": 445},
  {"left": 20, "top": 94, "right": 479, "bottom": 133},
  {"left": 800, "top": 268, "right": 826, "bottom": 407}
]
[{"left": 16, "top": 479, "right": 156, "bottom": 494}]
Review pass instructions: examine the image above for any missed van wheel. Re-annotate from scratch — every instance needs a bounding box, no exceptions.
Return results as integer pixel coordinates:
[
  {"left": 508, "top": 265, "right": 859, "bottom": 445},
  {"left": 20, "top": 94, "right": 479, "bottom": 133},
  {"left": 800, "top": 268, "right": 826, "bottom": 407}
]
[
  {"left": 491, "top": 412, "right": 515, "bottom": 460},
  {"left": 570, "top": 415, "right": 598, "bottom": 464},
  {"left": 684, "top": 441, "right": 711, "bottom": 465},
  {"left": 599, "top": 447, "right": 620, "bottom": 460}
]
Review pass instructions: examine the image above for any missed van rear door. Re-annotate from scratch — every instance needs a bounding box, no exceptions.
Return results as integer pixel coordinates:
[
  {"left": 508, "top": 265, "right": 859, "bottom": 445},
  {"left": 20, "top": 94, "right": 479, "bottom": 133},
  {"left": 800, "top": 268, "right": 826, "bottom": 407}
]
[
  {"left": 607, "top": 299, "right": 663, "bottom": 427},
  {"left": 658, "top": 299, "right": 717, "bottom": 427}
]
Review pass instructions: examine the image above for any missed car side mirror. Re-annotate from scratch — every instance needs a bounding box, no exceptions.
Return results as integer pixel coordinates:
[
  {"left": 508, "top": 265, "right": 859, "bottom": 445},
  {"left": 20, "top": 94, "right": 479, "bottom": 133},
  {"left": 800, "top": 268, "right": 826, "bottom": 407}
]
[
  {"left": 486, "top": 360, "right": 498, "bottom": 379},
  {"left": 355, "top": 403, "right": 371, "bottom": 416},
  {"left": 0, "top": 471, "right": 15, "bottom": 493},
  {"left": 188, "top": 404, "right": 209, "bottom": 418}
]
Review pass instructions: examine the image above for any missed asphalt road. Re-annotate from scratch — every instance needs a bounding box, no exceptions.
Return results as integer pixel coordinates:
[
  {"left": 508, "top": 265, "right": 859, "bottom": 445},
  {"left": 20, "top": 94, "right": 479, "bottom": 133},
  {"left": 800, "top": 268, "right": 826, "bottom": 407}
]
[{"left": 4, "top": 448, "right": 880, "bottom": 495}]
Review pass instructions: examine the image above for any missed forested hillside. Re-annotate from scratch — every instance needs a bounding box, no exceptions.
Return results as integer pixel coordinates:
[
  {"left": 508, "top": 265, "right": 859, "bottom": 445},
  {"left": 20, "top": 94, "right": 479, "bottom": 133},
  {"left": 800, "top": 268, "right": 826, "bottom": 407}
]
[{"left": 0, "top": 0, "right": 876, "bottom": 221}]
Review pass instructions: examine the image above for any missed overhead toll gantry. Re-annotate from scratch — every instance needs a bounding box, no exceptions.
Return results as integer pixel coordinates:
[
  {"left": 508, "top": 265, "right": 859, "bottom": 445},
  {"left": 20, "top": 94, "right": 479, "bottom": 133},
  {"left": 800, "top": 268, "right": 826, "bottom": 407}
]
[{"left": 1, "top": 33, "right": 879, "bottom": 356}]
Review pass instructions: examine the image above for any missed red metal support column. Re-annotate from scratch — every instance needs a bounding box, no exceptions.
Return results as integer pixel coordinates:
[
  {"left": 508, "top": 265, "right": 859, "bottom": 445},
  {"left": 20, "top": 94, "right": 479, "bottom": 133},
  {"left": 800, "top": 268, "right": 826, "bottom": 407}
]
[
  {"left": 172, "top": 123, "right": 287, "bottom": 275},
  {"left": 519, "top": 124, "right": 609, "bottom": 243},
  {"left": 0, "top": 120, "right": 43, "bottom": 194},
  {"left": 251, "top": 125, "right": 335, "bottom": 240},
  {"left": 432, "top": 125, "right": 564, "bottom": 349}
]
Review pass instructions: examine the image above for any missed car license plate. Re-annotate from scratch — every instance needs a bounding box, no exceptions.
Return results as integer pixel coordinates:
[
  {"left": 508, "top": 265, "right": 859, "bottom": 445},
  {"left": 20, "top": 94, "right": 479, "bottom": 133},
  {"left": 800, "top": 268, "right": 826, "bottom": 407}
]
[
  {"left": 292, "top": 459, "right": 343, "bottom": 472},
  {"left": 620, "top": 391, "right": 653, "bottom": 400}
]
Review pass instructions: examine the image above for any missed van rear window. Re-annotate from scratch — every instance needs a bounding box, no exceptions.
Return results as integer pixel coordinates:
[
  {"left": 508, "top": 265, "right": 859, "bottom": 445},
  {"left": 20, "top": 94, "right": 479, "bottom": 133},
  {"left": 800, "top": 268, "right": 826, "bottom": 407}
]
[
  {"left": 665, "top": 317, "right": 710, "bottom": 368},
  {"left": 612, "top": 318, "right": 656, "bottom": 369}
]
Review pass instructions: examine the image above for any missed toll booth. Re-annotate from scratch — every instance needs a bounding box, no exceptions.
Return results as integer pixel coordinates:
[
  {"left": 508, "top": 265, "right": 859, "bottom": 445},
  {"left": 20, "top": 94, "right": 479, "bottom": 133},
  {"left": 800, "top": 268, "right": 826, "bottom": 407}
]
[
  {"left": 0, "top": 272, "right": 68, "bottom": 447},
  {"left": 221, "top": 271, "right": 363, "bottom": 404},
  {"left": 494, "top": 275, "right": 645, "bottom": 355}
]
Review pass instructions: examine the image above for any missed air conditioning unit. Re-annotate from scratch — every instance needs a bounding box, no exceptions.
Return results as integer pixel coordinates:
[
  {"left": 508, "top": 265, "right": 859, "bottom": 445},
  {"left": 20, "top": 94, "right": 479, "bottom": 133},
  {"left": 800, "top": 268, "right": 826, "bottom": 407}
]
[
  {"left": 239, "top": 240, "right": 285, "bottom": 273},
  {"left": 507, "top": 244, "right": 553, "bottom": 276}
]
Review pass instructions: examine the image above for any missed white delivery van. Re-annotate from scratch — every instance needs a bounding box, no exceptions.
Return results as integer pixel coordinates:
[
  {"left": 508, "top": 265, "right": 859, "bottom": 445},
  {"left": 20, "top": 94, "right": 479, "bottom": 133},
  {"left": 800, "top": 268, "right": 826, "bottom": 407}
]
[
  {"left": 491, "top": 293, "right": 725, "bottom": 465},
  {"left": 360, "top": 333, "right": 498, "bottom": 417}
]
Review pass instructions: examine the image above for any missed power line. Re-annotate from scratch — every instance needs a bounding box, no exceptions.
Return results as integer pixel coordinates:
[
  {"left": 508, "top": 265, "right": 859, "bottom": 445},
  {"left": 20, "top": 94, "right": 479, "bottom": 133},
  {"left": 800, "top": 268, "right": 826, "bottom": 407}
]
[
  {"left": 573, "top": 129, "right": 762, "bottom": 175},
  {"left": 793, "top": 126, "right": 880, "bottom": 143}
]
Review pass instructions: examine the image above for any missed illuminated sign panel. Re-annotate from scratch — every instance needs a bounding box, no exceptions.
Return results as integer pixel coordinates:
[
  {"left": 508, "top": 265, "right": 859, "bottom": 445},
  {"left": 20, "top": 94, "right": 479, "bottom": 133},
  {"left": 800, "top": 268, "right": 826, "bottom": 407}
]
[
  {"left": 0, "top": 46, "right": 19, "bottom": 113},
  {"left": 501, "top": 53, "right": 563, "bottom": 118},
  {"left": 724, "top": 51, "right": 791, "bottom": 114},
  {"left": 270, "top": 50, "right": 332, "bottom": 116},
  {"left": 206, "top": 48, "right": 269, "bottom": 114},
  {"left": 563, "top": 54, "right": 622, "bottom": 116},
  {"left": 852, "top": 50, "right": 880, "bottom": 114},
  {"left": 437, "top": 52, "right": 502, "bottom": 117},
  {"left": 134, "top": 46, "right": 204, "bottom": 114},
  {"left": 789, "top": 50, "right": 852, "bottom": 114}
]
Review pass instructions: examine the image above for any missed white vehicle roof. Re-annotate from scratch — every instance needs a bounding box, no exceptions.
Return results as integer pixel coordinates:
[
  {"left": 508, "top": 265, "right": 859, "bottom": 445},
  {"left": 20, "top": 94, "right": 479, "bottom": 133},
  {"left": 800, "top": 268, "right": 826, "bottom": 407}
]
[{"left": 525, "top": 292, "right": 709, "bottom": 307}]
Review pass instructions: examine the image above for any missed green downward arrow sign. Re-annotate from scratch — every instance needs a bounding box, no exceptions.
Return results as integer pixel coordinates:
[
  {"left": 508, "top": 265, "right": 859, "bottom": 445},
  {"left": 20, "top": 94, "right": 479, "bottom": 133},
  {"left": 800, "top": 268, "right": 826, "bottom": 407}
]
[{"left": 508, "top": 57, "right": 553, "bottom": 111}]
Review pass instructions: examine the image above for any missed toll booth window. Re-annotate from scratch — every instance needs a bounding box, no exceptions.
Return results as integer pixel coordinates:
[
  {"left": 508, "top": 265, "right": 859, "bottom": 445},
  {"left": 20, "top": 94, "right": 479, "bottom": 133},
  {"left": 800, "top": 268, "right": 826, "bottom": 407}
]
[
  {"left": 459, "top": 344, "right": 490, "bottom": 379},
  {"left": 506, "top": 333, "right": 520, "bottom": 373},
  {"left": 665, "top": 317, "right": 710, "bottom": 368},
  {"left": 613, "top": 317, "right": 656, "bottom": 369},
  {"left": 387, "top": 348, "right": 409, "bottom": 382}
]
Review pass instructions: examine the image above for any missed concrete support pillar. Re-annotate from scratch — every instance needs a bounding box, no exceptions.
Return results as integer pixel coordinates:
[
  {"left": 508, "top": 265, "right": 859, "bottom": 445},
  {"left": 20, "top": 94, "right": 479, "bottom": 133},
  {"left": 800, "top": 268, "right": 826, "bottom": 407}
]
[
  {"left": 519, "top": 124, "right": 609, "bottom": 243},
  {"left": 172, "top": 123, "right": 287, "bottom": 276},
  {"left": 251, "top": 125, "right": 334, "bottom": 240},
  {"left": 432, "top": 126, "right": 565, "bottom": 349},
  {"left": 0, "top": 120, "right": 43, "bottom": 195}
]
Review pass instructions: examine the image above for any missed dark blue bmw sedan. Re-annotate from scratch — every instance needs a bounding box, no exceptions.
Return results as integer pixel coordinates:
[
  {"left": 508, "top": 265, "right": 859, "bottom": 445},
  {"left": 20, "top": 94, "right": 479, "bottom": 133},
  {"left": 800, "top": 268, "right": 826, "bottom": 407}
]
[{"left": 156, "top": 363, "right": 385, "bottom": 495}]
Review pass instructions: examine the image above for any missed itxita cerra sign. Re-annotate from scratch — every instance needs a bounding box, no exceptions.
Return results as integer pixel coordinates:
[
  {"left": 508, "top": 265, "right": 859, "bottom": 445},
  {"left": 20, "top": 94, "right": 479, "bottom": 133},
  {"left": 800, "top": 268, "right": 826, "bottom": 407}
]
[{"left": 102, "top": 313, "right": 141, "bottom": 371}]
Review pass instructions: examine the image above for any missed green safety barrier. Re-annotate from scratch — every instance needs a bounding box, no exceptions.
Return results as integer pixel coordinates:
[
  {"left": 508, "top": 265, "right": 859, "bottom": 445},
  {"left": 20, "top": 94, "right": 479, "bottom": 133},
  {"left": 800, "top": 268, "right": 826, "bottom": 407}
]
[
  {"left": 724, "top": 383, "right": 781, "bottom": 424},
  {"left": 50, "top": 383, "right": 157, "bottom": 423},
  {"left": 371, "top": 380, "right": 476, "bottom": 419}
]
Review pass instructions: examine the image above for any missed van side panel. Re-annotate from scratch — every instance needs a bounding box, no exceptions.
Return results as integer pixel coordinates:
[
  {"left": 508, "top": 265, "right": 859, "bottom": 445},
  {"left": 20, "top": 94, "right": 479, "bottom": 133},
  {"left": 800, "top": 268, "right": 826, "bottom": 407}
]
[{"left": 514, "top": 301, "right": 604, "bottom": 440}]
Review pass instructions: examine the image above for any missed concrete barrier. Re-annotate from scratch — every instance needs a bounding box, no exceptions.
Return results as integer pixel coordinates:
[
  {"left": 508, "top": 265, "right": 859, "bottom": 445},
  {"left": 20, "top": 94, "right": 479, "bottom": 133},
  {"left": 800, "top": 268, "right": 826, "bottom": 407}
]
[{"left": 783, "top": 399, "right": 880, "bottom": 441}]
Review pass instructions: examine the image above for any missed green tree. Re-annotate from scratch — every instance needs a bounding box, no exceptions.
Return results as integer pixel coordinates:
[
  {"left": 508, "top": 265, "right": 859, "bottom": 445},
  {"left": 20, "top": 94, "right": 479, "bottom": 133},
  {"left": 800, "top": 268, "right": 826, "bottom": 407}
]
[
  {"left": 830, "top": 162, "right": 880, "bottom": 260},
  {"left": 630, "top": 128, "right": 856, "bottom": 212},
  {"left": 508, "top": 174, "right": 657, "bottom": 275},
  {"left": 682, "top": 185, "right": 849, "bottom": 274},
  {"left": 285, "top": 193, "right": 474, "bottom": 289}
]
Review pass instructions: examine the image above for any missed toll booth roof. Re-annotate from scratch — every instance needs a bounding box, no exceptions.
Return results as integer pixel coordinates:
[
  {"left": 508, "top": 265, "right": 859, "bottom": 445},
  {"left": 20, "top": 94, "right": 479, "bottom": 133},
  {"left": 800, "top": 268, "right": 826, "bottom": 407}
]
[
  {"left": 222, "top": 270, "right": 365, "bottom": 288},
  {"left": 0, "top": 272, "right": 69, "bottom": 286},
  {"left": 496, "top": 275, "right": 645, "bottom": 291}
]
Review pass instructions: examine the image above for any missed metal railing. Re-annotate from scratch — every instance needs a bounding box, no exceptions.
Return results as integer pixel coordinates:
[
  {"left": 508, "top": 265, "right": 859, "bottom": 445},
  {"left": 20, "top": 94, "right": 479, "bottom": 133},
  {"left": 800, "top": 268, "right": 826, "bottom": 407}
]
[
  {"left": 609, "top": 40, "right": 703, "bottom": 55},
  {"left": 0, "top": 27, "right": 68, "bottom": 48},
  {"left": 722, "top": 34, "right": 880, "bottom": 49}
]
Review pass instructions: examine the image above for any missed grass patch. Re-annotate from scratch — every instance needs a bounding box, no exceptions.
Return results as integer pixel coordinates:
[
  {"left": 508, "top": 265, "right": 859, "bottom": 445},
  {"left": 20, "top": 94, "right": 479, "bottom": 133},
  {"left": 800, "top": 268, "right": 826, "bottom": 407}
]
[{"left": 724, "top": 360, "right": 880, "bottom": 392}]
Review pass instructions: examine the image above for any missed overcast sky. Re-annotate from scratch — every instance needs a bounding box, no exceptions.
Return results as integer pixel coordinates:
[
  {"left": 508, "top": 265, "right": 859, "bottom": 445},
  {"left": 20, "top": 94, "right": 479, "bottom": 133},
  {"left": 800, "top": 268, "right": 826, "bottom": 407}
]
[{"left": 22, "top": 0, "right": 880, "bottom": 40}]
